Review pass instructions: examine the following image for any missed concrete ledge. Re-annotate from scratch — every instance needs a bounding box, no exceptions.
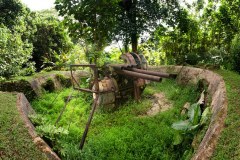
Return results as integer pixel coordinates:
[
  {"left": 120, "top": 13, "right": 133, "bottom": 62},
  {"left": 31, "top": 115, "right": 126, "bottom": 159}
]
[
  {"left": 149, "top": 66, "right": 227, "bottom": 160},
  {"left": 17, "top": 93, "right": 60, "bottom": 160},
  {"left": 0, "top": 71, "right": 87, "bottom": 101},
  {"left": 29, "top": 71, "right": 87, "bottom": 97}
]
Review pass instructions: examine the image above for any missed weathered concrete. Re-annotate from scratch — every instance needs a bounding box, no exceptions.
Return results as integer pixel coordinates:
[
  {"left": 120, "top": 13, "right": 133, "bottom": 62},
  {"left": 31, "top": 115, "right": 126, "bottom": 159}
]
[
  {"left": 17, "top": 93, "right": 60, "bottom": 160},
  {"left": 149, "top": 66, "right": 227, "bottom": 160},
  {"left": 0, "top": 71, "right": 88, "bottom": 100},
  {"left": 29, "top": 71, "right": 88, "bottom": 97}
]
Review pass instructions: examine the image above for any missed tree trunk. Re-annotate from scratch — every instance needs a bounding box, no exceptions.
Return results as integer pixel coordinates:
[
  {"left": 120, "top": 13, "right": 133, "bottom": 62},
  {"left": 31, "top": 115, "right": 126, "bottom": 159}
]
[
  {"left": 124, "top": 43, "right": 128, "bottom": 53},
  {"left": 131, "top": 0, "right": 138, "bottom": 53},
  {"left": 131, "top": 33, "right": 138, "bottom": 52}
]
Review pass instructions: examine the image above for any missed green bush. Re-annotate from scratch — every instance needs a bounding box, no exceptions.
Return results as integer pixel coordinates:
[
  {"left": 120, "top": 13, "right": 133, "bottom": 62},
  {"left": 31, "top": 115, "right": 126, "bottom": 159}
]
[
  {"left": 0, "top": 25, "right": 34, "bottom": 78},
  {"left": 230, "top": 33, "right": 240, "bottom": 73},
  {"left": 36, "top": 124, "right": 69, "bottom": 141},
  {"left": 29, "top": 114, "right": 47, "bottom": 126},
  {"left": 32, "top": 19, "right": 73, "bottom": 71},
  {"left": 185, "top": 53, "right": 200, "bottom": 65}
]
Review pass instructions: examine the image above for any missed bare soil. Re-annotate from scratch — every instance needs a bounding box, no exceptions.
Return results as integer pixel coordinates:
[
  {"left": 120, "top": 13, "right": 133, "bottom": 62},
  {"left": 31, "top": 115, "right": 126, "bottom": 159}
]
[{"left": 146, "top": 92, "right": 172, "bottom": 116}]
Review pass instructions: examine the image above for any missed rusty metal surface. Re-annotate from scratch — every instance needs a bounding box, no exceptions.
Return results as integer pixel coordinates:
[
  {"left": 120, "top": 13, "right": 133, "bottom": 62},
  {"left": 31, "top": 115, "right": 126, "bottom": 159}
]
[
  {"left": 120, "top": 53, "right": 137, "bottom": 65},
  {"left": 109, "top": 64, "right": 133, "bottom": 70},
  {"left": 115, "top": 69, "right": 162, "bottom": 82},
  {"left": 128, "top": 68, "right": 171, "bottom": 78},
  {"left": 133, "top": 80, "right": 141, "bottom": 100},
  {"left": 130, "top": 52, "right": 142, "bottom": 68},
  {"left": 93, "top": 77, "right": 118, "bottom": 106},
  {"left": 135, "top": 78, "right": 145, "bottom": 87}
]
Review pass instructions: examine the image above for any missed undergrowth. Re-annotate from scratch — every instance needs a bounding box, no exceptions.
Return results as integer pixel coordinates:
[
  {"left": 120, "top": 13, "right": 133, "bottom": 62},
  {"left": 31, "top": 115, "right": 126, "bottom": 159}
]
[{"left": 31, "top": 79, "right": 202, "bottom": 160}]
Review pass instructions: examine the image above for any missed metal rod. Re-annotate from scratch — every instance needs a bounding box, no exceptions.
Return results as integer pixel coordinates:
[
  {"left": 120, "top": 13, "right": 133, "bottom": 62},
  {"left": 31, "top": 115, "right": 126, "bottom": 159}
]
[
  {"left": 115, "top": 70, "right": 162, "bottom": 82},
  {"left": 74, "top": 87, "right": 114, "bottom": 94},
  {"left": 79, "top": 65, "right": 99, "bottom": 150},
  {"left": 55, "top": 91, "right": 73, "bottom": 125},
  {"left": 128, "top": 68, "right": 172, "bottom": 78},
  {"left": 74, "top": 87, "right": 97, "bottom": 93},
  {"left": 79, "top": 94, "right": 99, "bottom": 150}
]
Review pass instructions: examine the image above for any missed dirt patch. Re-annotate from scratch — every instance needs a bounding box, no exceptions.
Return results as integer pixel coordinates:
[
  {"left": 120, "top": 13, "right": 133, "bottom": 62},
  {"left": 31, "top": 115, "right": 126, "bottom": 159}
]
[{"left": 142, "top": 93, "right": 172, "bottom": 116}]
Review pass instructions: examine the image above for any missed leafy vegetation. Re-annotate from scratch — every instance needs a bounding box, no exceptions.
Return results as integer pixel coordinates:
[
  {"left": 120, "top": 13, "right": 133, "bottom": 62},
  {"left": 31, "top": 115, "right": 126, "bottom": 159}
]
[
  {"left": 0, "top": 92, "right": 47, "bottom": 159},
  {"left": 0, "top": 25, "right": 34, "bottom": 78},
  {"left": 0, "top": 0, "right": 240, "bottom": 159},
  {"left": 172, "top": 104, "right": 210, "bottom": 146},
  {"left": 1, "top": 0, "right": 240, "bottom": 74},
  {"left": 230, "top": 33, "right": 240, "bottom": 73},
  {"left": 31, "top": 79, "right": 203, "bottom": 159},
  {"left": 140, "top": 0, "right": 240, "bottom": 72},
  {"left": 31, "top": 15, "right": 73, "bottom": 71}
]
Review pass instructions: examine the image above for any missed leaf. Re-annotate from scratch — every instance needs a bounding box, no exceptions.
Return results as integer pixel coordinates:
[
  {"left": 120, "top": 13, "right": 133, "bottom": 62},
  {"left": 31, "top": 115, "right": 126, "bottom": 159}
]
[
  {"left": 188, "top": 124, "right": 200, "bottom": 131},
  {"left": 188, "top": 103, "right": 201, "bottom": 125},
  {"left": 173, "top": 133, "right": 183, "bottom": 145},
  {"left": 200, "top": 107, "right": 210, "bottom": 125},
  {"left": 172, "top": 120, "right": 191, "bottom": 131}
]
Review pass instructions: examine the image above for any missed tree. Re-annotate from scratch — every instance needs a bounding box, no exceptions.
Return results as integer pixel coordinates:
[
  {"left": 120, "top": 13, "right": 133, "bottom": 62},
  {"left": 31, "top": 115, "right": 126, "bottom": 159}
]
[
  {"left": 0, "top": 25, "right": 33, "bottom": 78},
  {"left": 0, "top": 0, "right": 25, "bottom": 29},
  {"left": 31, "top": 14, "right": 73, "bottom": 71},
  {"left": 230, "top": 33, "right": 240, "bottom": 73},
  {"left": 116, "top": 0, "right": 180, "bottom": 52},
  {"left": 56, "top": 0, "right": 119, "bottom": 48},
  {"left": 55, "top": 0, "right": 180, "bottom": 55}
]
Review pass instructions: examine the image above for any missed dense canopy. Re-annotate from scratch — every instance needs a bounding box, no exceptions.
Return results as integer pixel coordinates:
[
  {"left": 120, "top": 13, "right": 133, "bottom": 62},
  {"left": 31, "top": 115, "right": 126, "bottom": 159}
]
[{"left": 0, "top": 0, "right": 239, "bottom": 73}]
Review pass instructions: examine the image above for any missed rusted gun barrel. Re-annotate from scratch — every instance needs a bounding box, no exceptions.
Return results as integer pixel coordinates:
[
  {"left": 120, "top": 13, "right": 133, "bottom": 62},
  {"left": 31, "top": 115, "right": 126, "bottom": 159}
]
[
  {"left": 115, "top": 70, "right": 162, "bottom": 82},
  {"left": 127, "top": 68, "right": 177, "bottom": 79},
  {"left": 110, "top": 64, "right": 177, "bottom": 79},
  {"left": 109, "top": 64, "right": 136, "bottom": 70}
]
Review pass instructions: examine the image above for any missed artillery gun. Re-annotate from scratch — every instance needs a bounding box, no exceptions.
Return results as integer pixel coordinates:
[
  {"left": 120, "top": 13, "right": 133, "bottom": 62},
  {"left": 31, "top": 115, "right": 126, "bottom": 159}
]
[{"left": 69, "top": 52, "right": 177, "bottom": 149}]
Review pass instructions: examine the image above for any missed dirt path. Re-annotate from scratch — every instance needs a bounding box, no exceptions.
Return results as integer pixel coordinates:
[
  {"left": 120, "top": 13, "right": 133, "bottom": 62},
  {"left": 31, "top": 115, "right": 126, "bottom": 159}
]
[{"left": 146, "top": 92, "right": 172, "bottom": 116}]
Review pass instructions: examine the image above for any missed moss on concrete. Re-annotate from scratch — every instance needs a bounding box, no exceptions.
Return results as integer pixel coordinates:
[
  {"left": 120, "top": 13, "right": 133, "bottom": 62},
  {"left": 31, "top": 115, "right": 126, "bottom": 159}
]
[{"left": 0, "top": 80, "right": 36, "bottom": 101}]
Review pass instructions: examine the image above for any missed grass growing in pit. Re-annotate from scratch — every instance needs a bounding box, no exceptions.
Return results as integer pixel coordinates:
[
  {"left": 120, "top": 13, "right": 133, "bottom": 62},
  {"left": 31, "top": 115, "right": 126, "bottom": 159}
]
[
  {"left": 31, "top": 79, "right": 201, "bottom": 160},
  {"left": 0, "top": 92, "right": 47, "bottom": 159}
]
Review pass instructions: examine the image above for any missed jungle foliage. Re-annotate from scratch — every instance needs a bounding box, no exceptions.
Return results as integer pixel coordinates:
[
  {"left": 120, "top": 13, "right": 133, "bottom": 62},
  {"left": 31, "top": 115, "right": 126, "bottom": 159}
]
[
  {"left": 0, "top": 0, "right": 75, "bottom": 78},
  {"left": 140, "top": 0, "right": 240, "bottom": 72},
  {"left": 0, "top": 0, "right": 240, "bottom": 74}
]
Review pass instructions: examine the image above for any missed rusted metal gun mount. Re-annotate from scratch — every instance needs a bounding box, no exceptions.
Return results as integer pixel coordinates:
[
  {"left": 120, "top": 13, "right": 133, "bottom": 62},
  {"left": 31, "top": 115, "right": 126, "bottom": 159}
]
[
  {"left": 70, "top": 52, "right": 177, "bottom": 150},
  {"left": 70, "top": 52, "right": 177, "bottom": 107}
]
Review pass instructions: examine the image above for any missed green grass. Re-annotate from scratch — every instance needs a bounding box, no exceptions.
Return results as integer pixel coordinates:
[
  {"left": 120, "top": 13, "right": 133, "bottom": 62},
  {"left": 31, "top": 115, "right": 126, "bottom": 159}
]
[
  {"left": 31, "top": 79, "right": 201, "bottom": 160},
  {"left": 211, "top": 70, "right": 240, "bottom": 160},
  {"left": 0, "top": 92, "right": 47, "bottom": 160}
]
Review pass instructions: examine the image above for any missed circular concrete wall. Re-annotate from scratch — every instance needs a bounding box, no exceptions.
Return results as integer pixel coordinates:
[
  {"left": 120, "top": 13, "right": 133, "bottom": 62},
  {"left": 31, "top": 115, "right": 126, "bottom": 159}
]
[
  {"left": 11, "top": 67, "right": 227, "bottom": 159},
  {"left": 149, "top": 66, "right": 227, "bottom": 160}
]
